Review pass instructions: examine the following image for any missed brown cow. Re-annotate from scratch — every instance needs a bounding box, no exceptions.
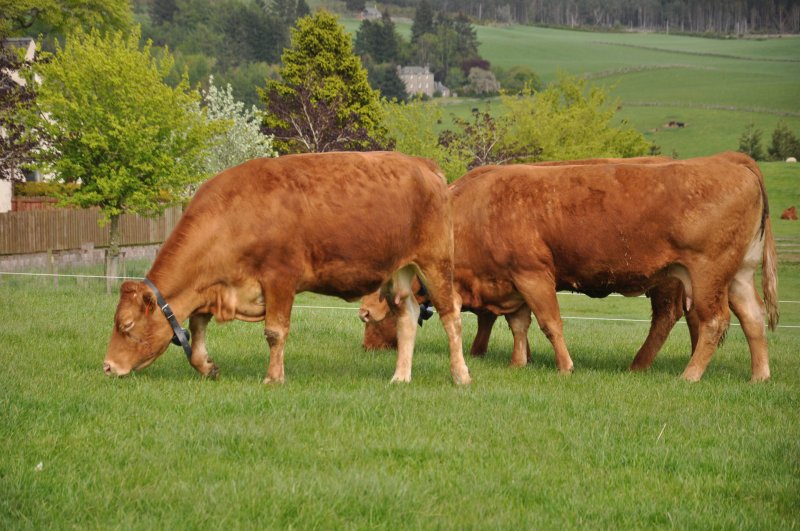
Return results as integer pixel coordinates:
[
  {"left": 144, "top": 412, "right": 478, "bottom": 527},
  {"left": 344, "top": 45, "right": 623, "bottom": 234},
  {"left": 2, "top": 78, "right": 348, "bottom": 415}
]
[
  {"left": 362, "top": 156, "right": 680, "bottom": 366},
  {"left": 362, "top": 152, "right": 779, "bottom": 382},
  {"left": 103, "top": 152, "right": 471, "bottom": 385}
]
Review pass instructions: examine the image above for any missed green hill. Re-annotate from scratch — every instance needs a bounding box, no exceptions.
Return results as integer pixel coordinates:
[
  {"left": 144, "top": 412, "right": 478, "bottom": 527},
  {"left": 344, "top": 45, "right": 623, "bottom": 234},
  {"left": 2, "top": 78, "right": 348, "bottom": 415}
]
[{"left": 343, "top": 17, "right": 800, "bottom": 158}]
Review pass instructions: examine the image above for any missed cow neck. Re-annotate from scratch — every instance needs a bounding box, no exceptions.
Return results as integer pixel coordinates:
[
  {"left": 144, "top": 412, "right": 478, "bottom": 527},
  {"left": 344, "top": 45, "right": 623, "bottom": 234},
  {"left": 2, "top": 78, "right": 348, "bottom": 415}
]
[{"left": 143, "top": 277, "right": 192, "bottom": 360}]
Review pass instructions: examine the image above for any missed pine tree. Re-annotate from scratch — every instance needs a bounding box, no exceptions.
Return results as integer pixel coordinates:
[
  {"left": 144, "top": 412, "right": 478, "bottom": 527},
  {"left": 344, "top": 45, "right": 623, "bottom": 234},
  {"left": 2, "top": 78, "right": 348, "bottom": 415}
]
[
  {"left": 411, "top": 0, "right": 435, "bottom": 44},
  {"left": 260, "top": 11, "right": 388, "bottom": 153}
]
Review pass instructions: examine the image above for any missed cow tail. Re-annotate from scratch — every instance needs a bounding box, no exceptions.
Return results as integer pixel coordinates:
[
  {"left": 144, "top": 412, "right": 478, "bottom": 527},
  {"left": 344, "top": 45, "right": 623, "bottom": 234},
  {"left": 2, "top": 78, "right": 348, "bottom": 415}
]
[{"left": 762, "top": 216, "right": 779, "bottom": 331}]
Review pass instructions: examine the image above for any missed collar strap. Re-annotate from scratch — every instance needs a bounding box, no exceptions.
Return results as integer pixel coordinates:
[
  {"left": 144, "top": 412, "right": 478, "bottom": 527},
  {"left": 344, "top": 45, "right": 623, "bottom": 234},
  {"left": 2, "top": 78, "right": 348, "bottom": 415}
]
[{"left": 143, "top": 278, "right": 192, "bottom": 360}]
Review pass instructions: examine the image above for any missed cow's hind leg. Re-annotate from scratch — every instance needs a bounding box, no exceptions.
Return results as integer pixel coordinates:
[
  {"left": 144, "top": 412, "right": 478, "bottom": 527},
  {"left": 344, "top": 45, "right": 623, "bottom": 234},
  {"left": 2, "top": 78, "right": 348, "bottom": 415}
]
[
  {"left": 189, "top": 313, "right": 219, "bottom": 378},
  {"left": 470, "top": 311, "right": 497, "bottom": 357},
  {"left": 729, "top": 270, "right": 770, "bottom": 382},
  {"left": 630, "top": 281, "right": 684, "bottom": 372},
  {"left": 261, "top": 278, "right": 296, "bottom": 384},
  {"left": 681, "top": 280, "right": 730, "bottom": 382},
  {"left": 415, "top": 265, "right": 471, "bottom": 385},
  {"left": 506, "top": 305, "right": 532, "bottom": 368},
  {"left": 514, "top": 272, "right": 573, "bottom": 373}
]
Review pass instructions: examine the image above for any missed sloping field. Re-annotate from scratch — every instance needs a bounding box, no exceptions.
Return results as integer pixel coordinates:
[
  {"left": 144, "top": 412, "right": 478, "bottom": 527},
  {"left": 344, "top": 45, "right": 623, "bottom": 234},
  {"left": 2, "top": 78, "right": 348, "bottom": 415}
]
[{"left": 478, "top": 26, "right": 800, "bottom": 157}]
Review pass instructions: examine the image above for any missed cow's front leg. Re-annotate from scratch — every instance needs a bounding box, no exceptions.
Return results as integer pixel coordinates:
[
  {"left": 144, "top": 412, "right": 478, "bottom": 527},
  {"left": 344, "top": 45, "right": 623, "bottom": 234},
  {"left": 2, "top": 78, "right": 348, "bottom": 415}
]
[
  {"left": 262, "top": 280, "right": 295, "bottom": 385},
  {"left": 189, "top": 314, "right": 219, "bottom": 378}
]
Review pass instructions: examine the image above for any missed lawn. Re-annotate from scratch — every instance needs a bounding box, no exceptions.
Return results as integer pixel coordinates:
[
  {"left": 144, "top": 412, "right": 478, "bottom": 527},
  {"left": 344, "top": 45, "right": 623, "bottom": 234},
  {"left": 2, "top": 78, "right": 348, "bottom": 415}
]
[{"left": 1, "top": 165, "right": 798, "bottom": 528}]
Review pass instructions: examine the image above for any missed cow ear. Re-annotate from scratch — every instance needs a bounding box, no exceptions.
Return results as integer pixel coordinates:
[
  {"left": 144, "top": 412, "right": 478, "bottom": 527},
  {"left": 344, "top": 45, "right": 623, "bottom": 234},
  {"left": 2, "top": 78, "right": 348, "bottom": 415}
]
[
  {"left": 120, "top": 280, "right": 139, "bottom": 295},
  {"left": 142, "top": 290, "right": 157, "bottom": 312}
]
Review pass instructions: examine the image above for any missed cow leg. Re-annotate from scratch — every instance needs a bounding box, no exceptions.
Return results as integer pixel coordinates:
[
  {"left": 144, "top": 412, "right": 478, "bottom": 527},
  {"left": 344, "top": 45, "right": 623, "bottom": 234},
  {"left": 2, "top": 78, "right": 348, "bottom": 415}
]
[
  {"left": 417, "top": 267, "right": 471, "bottom": 385},
  {"left": 189, "top": 313, "right": 219, "bottom": 378},
  {"left": 514, "top": 273, "right": 574, "bottom": 373},
  {"left": 470, "top": 311, "right": 498, "bottom": 357},
  {"left": 391, "top": 286, "right": 421, "bottom": 383},
  {"left": 686, "top": 307, "right": 700, "bottom": 354},
  {"left": 505, "top": 305, "right": 532, "bottom": 368},
  {"left": 728, "top": 271, "right": 770, "bottom": 382},
  {"left": 261, "top": 280, "right": 295, "bottom": 385},
  {"left": 630, "top": 281, "right": 684, "bottom": 372},
  {"left": 681, "top": 282, "right": 730, "bottom": 382}
]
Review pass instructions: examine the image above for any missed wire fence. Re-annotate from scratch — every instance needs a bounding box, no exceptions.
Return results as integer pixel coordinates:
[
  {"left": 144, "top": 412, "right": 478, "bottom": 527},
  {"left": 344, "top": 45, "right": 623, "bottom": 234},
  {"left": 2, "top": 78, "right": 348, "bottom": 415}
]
[{"left": 2, "top": 271, "right": 798, "bottom": 329}]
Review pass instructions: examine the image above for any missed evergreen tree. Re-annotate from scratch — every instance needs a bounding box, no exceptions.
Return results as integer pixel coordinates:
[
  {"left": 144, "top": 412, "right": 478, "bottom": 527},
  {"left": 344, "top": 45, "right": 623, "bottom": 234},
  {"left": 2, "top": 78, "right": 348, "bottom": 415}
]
[
  {"left": 411, "top": 0, "right": 435, "bottom": 43},
  {"left": 260, "top": 11, "right": 388, "bottom": 153},
  {"left": 738, "top": 123, "right": 765, "bottom": 161},
  {"left": 768, "top": 120, "right": 800, "bottom": 160}
]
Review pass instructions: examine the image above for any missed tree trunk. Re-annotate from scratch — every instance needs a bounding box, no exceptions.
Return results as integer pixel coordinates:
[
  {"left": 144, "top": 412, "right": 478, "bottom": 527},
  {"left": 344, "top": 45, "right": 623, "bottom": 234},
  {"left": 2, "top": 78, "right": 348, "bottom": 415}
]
[{"left": 106, "top": 214, "right": 121, "bottom": 294}]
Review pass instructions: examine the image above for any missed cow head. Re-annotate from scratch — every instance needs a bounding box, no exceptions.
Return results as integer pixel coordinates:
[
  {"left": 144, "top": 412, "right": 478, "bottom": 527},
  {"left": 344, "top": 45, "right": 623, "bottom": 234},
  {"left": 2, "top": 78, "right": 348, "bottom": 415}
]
[
  {"left": 358, "top": 289, "right": 393, "bottom": 324},
  {"left": 103, "top": 281, "right": 175, "bottom": 376}
]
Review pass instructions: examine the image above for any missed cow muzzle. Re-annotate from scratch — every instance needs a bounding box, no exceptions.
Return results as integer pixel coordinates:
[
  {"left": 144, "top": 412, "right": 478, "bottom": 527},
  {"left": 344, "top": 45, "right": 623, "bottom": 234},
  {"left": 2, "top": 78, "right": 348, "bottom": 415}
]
[{"left": 102, "top": 360, "right": 130, "bottom": 377}]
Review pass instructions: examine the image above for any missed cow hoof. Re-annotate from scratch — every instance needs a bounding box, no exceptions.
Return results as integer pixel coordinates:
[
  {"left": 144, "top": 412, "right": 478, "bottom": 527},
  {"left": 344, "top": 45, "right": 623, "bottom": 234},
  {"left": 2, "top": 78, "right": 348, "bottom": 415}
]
[
  {"left": 390, "top": 374, "right": 411, "bottom": 384},
  {"left": 750, "top": 372, "right": 771, "bottom": 383},
  {"left": 263, "top": 376, "right": 285, "bottom": 385},
  {"left": 453, "top": 373, "right": 471, "bottom": 385},
  {"left": 205, "top": 362, "right": 220, "bottom": 380},
  {"left": 509, "top": 359, "right": 527, "bottom": 368},
  {"left": 680, "top": 369, "right": 702, "bottom": 383}
]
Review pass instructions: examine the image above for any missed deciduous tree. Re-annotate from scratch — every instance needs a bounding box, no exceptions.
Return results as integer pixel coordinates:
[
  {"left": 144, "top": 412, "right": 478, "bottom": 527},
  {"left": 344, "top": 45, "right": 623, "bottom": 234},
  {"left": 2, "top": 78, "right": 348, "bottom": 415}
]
[
  {"left": 201, "top": 76, "right": 276, "bottom": 176},
  {"left": 30, "top": 27, "right": 217, "bottom": 288},
  {"left": 500, "top": 74, "right": 651, "bottom": 161}
]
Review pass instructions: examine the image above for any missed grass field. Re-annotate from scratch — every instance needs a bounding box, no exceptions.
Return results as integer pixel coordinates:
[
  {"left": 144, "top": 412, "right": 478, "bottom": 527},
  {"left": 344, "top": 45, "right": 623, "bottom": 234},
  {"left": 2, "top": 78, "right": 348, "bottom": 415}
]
[
  {"left": 2, "top": 165, "right": 798, "bottom": 527},
  {"left": 341, "top": 18, "right": 800, "bottom": 158}
]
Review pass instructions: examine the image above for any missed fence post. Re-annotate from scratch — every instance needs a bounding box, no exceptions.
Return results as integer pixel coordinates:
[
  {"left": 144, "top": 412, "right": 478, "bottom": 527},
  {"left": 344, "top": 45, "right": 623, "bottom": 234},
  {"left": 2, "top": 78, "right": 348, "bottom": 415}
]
[{"left": 48, "top": 249, "right": 58, "bottom": 289}]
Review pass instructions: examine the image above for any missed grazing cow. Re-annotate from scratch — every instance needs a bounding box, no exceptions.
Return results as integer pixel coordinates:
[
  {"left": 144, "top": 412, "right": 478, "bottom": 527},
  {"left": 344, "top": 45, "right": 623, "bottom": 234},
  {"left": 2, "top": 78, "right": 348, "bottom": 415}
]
[
  {"left": 362, "top": 152, "right": 779, "bottom": 382},
  {"left": 104, "top": 152, "right": 471, "bottom": 385},
  {"left": 362, "top": 156, "right": 679, "bottom": 366}
]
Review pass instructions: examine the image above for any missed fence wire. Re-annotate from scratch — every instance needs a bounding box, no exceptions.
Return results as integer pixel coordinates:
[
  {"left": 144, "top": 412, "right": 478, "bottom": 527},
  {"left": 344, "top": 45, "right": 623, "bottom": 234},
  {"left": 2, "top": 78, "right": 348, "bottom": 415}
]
[{"left": 2, "top": 271, "right": 798, "bottom": 329}]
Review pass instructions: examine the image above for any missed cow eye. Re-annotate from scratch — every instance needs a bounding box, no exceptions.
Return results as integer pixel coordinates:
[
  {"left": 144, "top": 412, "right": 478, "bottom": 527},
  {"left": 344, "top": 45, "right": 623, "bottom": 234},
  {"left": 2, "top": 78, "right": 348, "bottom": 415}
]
[{"left": 120, "top": 320, "right": 135, "bottom": 334}]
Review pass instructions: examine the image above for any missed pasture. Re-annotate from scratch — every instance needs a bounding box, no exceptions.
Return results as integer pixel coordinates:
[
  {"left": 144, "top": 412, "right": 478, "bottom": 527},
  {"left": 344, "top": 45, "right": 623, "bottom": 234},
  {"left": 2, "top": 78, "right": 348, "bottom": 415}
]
[
  {"left": 341, "top": 18, "right": 800, "bottom": 159},
  {"left": 1, "top": 163, "right": 799, "bottom": 527}
]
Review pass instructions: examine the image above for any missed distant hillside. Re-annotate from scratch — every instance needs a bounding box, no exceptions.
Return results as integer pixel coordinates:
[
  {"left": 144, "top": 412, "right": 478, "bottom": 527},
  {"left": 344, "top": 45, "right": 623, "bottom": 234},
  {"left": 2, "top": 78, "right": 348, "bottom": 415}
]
[{"left": 335, "top": 0, "right": 800, "bottom": 34}]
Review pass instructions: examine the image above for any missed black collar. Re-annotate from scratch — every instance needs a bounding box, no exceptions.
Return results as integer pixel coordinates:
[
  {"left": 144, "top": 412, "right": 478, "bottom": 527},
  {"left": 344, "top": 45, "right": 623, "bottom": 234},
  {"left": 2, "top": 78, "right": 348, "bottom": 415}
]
[{"left": 143, "top": 278, "right": 192, "bottom": 360}]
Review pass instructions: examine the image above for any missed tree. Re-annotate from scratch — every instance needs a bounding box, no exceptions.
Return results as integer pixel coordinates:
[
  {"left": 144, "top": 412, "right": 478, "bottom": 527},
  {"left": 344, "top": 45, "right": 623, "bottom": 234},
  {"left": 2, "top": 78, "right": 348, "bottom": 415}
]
[
  {"left": 439, "top": 105, "right": 530, "bottom": 169},
  {"left": 738, "top": 123, "right": 765, "bottom": 161},
  {"left": 355, "top": 11, "right": 401, "bottom": 64},
  {"left": 201, "top": 76, "right": 276, "bottom": 176},
  {"left": 411, "top": 0, "right": 435, "bottom": 44},
  {"left": 30, "top": 27, "right": 217, "bottom": 289},
  {"left": 0, "top": 39, "right": 42, "bottom": 181},
  {"left": 260, "top": 11, "right": 388, "bottom": 153},
  {"left": 500, "top": 75, "right": 652, "bottom": 161},
  {"left": 466, "top": 67, "right": 500, "bottom": 96},
  {"left": 767, "top": 120, "right": 800, "bottom": 161},
  {"left": 382, "top": 99, "right": 471, "bottom": 182},
  {"left": 0, "top": 0, "right": 132, "bottom": 39},
  {"left": 366, "top": 63, "right": 408, "bottom": 101}
]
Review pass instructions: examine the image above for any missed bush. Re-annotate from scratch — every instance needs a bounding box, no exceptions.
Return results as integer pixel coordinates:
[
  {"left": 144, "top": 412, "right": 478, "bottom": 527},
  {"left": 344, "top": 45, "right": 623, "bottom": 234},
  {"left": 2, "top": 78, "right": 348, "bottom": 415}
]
[
  {"left": 13, "top": 182, "right": 79, "bottom": 198},
  {"left": 738, "top": 123, "right": 765, "bottom": 160},
  {"left": 768, "top": 120, "right": 800, "bottom": 161}
]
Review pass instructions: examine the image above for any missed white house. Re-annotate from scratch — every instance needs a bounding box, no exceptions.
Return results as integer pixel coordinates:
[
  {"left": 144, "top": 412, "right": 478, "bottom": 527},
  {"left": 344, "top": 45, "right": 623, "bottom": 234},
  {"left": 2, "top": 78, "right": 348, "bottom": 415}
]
[{"left": 397, "top": 66, "right": 434, "bottom": 97}]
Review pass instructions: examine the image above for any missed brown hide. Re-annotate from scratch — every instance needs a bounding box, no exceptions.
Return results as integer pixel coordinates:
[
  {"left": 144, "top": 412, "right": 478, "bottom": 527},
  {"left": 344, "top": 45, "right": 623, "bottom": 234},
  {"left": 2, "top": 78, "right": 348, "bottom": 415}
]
[
  {"left": 362, "top": 156, "right": 678, "bottom": 358},
  {"left": 781, "top": 206, "right": 797, "bottom": 220},
  {"left": 451, "top": 151, "right": 777, "bottom": 381},
  {"left": 104, "top": 152, "right": 470, "bottom": 385}
]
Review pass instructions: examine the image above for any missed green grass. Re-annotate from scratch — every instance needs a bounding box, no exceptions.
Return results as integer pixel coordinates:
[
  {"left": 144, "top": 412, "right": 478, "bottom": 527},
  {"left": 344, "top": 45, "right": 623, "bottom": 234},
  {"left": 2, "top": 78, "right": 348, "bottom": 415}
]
[
  {"left": 340, "top": 17, "right": 800, "bottom": 158},
  {"left": 2, "top": 164, "right": 799, "bottom": 528}
]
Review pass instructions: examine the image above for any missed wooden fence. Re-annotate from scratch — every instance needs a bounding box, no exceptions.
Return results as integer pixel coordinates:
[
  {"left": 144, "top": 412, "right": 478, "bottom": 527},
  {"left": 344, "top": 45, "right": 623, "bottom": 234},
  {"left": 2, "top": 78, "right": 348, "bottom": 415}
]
[{"left": 0, "top": 206, "right": 183, "bottom": 255}]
